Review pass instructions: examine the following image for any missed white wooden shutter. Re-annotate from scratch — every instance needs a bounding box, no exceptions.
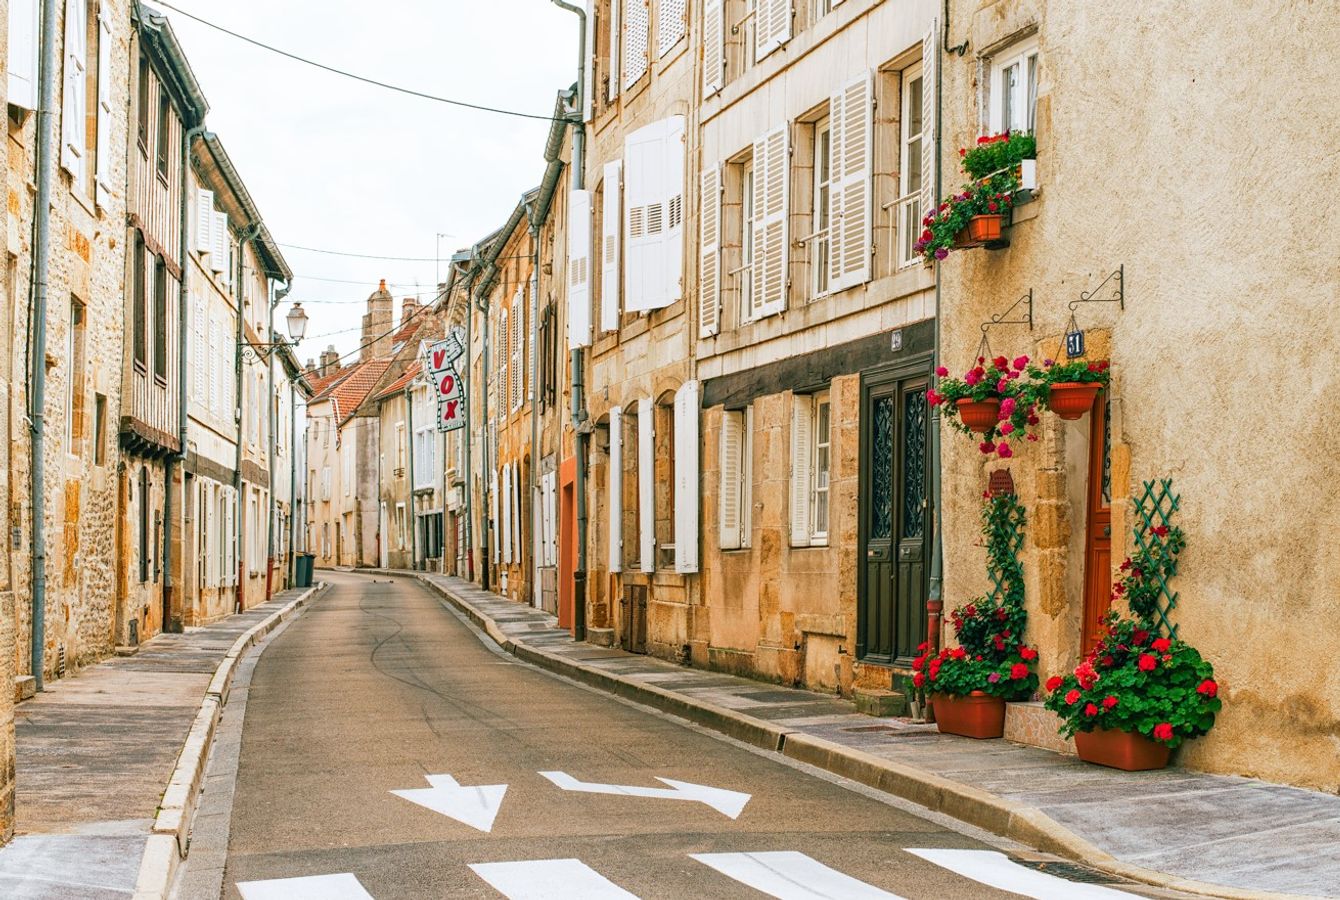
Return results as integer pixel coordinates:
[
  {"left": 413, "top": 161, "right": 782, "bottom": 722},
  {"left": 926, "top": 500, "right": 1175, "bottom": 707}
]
[
  {"left": 61, "top": 0, "right": 89, "bottom": 177},
  {"left": 702, "top": 0, "right": 724, "bottom": 96},
  {"left": 208, "top": 318, "right": 219, "bottom": 415},
  {"left": 699, "top": 164, "right": 722, "bottom": 337},
  {"left": 608, "top": 406, "right": 623, "bottom": 573},
  {"left": 756, "top": 0, "right": 791, "bottom": 62},
  {"left": 601, "top": 160, "right": 622, "bottom": 332},
  {"left": 719, "top": 409, "right": 742, "bottom": 550},
  {"left": 196, "top": 190, "right": 214, "bottom": 253},
  {"left": 529, "top": 278, "right": 537, "bottom": 401},
  {"left": 95, "top": 8, "right": 114, "bottom": 205},
  {"left": 637, "top": 397, "right": 654, "bottom": 572},
  {"left": 664, "top": 115, "right": 685, "bottom": 306},
  {"left": 790, "top": 394, "right": 813, "bottom": 546},
  {"left": 583, "top": 0, "right": 595, "bottom": 122},
  {"left": 511, "top": 289, "right": 523, "bottom": 410},
  {"left": 624, "top": 120, "right": 664, "bottom": 313},
  {"left": 657, "top": 0, "right": 686, "bottom": 57},
  {"left": 567, "top": 189, "right": 592, "bottom": 348},
  {"left": 490, "top": 468, "right": 500, "bottom": 564},
  {"left": 751, "top": 125, "right": 789, "bottom": 319},
  {"left": 502, "top": 463, "right": 513, "bottom": 564},
  {"left": 211, "top": 212, "right": 228, "bottom": 273},
  {"left": 832, "top": 72, "right": 872, "bottom": 291},
  {"left": 673, "top": 381, "right": 700, "bottom": 573},
  {"left": 622, "top": 0, "right": 649, "bottom": 89},
  {"left": 193, "top": 295, "right": 206, "bottom": 399},
  {"left": 512, "top": 463, "right": 523, "bottom": 563},
  {"left": 921, "top": 21, "right": 938, "bottom": 224},
  {"left": 608, "top": 0, "right": 621, "bottom": 102},
  {"left": 7, "top": 0, "right": 40, "bottom": 110}
]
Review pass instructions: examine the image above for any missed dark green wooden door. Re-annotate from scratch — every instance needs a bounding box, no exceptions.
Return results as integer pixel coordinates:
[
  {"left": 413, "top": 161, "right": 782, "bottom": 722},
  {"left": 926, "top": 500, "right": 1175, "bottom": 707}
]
[{"left": 858, "top": 372, "right": 930, "bottom": 665}]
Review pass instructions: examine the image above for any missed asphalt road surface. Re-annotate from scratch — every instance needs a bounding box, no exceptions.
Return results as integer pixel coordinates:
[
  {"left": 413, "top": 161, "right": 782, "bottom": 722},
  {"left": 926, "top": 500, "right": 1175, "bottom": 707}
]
[{"left": 209, "top": 572, "right": 1162, "bottom": 899}]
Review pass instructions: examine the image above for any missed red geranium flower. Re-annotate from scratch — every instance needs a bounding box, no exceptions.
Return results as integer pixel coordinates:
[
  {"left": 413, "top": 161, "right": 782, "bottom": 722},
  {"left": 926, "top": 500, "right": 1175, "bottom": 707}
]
[
  {"left": 1083, "top": 703, "right": 1099, "bottom": 717},
  {"left": 1019, "top": 647, "right": 1037, "bottom": 661},
  {"left": 1151, "top": 637, "right": 1172, "bottom": 653},
  {"left": 1010, "top": 663, "right": 1028, "bottom": 680},
  {"left": 912, "top": 655, "right": 926, "bottom": 672},
  {"left": 1102, "top": 695, "right": 1119, "bottom": 710},
  {"left": 1133, "top": 629, "right": 1149, "bottom": 645},
  {"left": 1138, "top": 653, "right": 1157, "bottom": 672},
  {"left": 1197, "top": 679, "right": 1218, "bottom": 698},
  {"left": 913, "top": 672, "right": 925, "bottom": 688},
  {"left": 1152, "top": 722, "right": 1174, "bottom": 742},
  {"left": 1045, "top": 675, "right": 1063, "bottom": 692},
  {"left": 1064, "top": 689, "right": 1081, "bottom": 705}
]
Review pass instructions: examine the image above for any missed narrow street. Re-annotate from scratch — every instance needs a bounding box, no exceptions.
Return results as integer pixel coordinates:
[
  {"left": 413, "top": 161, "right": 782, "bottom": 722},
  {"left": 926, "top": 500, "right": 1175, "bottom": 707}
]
[{"left": 184, "top": 573, "right": 1162, "bottom": 899}]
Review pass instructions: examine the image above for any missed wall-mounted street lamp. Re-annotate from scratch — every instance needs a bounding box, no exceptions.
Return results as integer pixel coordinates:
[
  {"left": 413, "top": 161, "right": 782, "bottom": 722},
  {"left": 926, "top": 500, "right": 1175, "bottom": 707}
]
[{"left": 242, "top": 302, "right": 309, "bottom": 362}]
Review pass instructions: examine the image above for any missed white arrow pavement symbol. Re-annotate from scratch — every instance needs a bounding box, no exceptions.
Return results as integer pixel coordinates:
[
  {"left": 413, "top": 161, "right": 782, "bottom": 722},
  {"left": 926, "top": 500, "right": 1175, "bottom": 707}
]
[
  {"left": 538, "top": 771, "right": 751, "bottom": 819},
  {"left": 390, "top": 774, "right": 508, "bottom": 832}
]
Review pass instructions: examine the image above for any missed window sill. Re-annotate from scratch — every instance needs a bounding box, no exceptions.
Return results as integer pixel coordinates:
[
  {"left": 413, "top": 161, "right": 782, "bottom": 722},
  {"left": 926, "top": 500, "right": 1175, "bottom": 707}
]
[
  {"left": 790, "top": 540, "right": 829, "bottom": 550},
  {"left": 67, "top": 186, "right": 96, "bottom": 218}
]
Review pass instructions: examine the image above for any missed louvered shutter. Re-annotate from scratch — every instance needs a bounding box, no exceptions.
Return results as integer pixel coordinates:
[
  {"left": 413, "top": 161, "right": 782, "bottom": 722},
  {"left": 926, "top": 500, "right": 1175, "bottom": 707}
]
[
  {"left": 699, "top": 164, "right": 722, "bottom": 337},
  {"left": 490, "top": 468, "right": 500, "bottom": 564},
  {"left": 756, "top": 0, "right": 791, "bottom": 62},
  {"left": 601, "top": 161, "right": 622, "bottom": 332},
  {"left": 7, "top": 0, "right": 40, "bottom": 109},
  {"left": 751, "top": 126, "right": 789, "bottom": 319},
  {"left": 624, "top": 120, "right": 663, "bottom": 313},
  {"left": 673, "top": 381, "right": 699, "bottom": 573},
  {"left": 512, "top": 463, "right": 523, "bottom": 563},
  {"left": 702, "top": 0, "right": 724, "bottom": 96},
  {"left": 790, "top": 394, "right": 813, "bottom": 546},
  {"left": 827, "top": 81, "right": 847, "bottom": 291},
  {"left": 211, "top": 212, "right": 228, "bottom": 274},
  {"left": 61, "top": 0, "right": 89, "bottom": 177},
  {"left": 921, "top": 21, "right": 938, "bottom": 226},
  {"left": 193, "top": 295, "right": 206, "bottom": 399},
  {"left": 511, "top": 289, "right": 523, "bottom": 410},
  {"left": 657, "top": 0, "right": 686, "bottom": 57},
  {"left": 196, "top": 190, "right": 214, "bottom": 253},
  {"left": 608, "top": 406, "right": 623, "bottom": 573},
  {"left": 567, "top": 189, "right": 592, "bottom": 348},
  {"left": 637, "top": 398, "right": 654, "bottom": 572},
  {"left": 607, "top": 0, "right": 621, "bottom": 102},
  {"left": 208, "top": 318, "right": 219, "bottom": 416},
  {"left": 664, "top": 116, "right": 685, "bottom": 306},
  {"left": 95, "top": 8, "right": 114, "bottom": 205},
  {"left": 502, "top": 463, "right": 513, "bottom": 564},
  {"left": 833, "top": 72, "right": 872, "bottom": 291},
  {"left": 529, "top": 278, "right": 537, "bottom": 401},
  {"left": 498, "top": 308, "right": 509, "bottom": 415},
  {"left": 622, "top": 0, "right": 649, "bottom": 89},
  {"left": 582, "top": 0, "right": 595, "bottom": 121},
  {"left": 719, "top": 410, "right": 742, "bottom": 550}
]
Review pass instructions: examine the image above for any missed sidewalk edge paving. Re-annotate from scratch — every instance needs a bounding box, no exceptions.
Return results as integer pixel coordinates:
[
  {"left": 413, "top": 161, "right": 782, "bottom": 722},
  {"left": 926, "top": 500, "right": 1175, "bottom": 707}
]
[
  {"left": 410, "top": 572, "right": 1320, "bottom": 900},
  {"left": 130, "top": 582, "right": 328, "bottom": 900}
]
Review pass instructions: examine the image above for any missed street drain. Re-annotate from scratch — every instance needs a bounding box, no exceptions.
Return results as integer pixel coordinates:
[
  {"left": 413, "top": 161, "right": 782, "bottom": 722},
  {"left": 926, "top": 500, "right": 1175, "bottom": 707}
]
[{"left": 1009, "top": 859, "right": 1130, "bottom": 884}]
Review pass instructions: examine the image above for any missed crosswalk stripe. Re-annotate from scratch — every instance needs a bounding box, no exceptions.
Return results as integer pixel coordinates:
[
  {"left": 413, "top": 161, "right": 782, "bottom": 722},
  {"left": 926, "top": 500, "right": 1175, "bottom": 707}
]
[
  {"left": 469, "top": 858, "right": 640, "bottom": 899},
  {"left": 906, "top": 850, "right": 1139, "bottom": 899},
  {"left": 690, "top": 851, "right": 905, "bottom": 899},
  {"left": 236, "top": 872, "right": 375, "bottom": 900}
]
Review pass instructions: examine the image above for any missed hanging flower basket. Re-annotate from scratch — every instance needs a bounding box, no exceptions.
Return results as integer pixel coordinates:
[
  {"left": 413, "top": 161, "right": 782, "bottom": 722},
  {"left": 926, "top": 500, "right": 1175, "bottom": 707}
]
[
  {"left": 1047, "top": 382, "right": 1102, "bottom": 420},
  {"left": 1074, "top": 728, "right": 1171, "bottom": 771},
  {"left": 962, "top": 214, "right": 1004, "bottom": 245},
  {"left": 955, "top": 398, "right": 1001, "bottom": 433},
  {"left": 931, "top": 691, "right": 1007, "bottom": 739}
]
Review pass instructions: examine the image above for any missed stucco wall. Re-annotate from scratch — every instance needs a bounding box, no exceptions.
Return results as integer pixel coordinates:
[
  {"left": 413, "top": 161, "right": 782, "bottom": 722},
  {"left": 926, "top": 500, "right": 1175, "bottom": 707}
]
[{"left": 938, "top": 0, "right": 1340, "bottom": 789}]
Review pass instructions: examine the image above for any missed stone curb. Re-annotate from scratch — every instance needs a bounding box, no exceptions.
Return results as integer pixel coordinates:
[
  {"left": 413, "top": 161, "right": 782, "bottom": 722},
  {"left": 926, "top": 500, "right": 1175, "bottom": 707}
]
[
  {"left": 406, "top": 571, "right": 1318, "bottom": 900},
  {"left": 131, "top": 582, "right": 327, "bottom": 900}
]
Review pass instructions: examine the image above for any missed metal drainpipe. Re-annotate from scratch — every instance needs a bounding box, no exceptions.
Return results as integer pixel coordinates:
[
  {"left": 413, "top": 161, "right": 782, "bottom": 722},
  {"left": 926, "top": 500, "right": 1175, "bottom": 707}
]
[
  {"left": 528, "top": 220, "right": 541, "bottom": 606},
  {"left": 405, "top": 380, "right": 418, "bottom": 570},
  {"left": 475, "top": 276, "right": 491, "bottom": 589},
  {"left": 460, "top": 269, "right": 477, "bottom": 580},
  {"left": 28, "top": 0, "right": 60, "bottom": 690},
  {"left": 551, "top": 0, "right": 587, "bottom": 640},
  {"left": 233, "top": 222, "right": 261, "bottom": 610},
  {"left": 289, "top": 374, "right": 298, "bottom": 586},
  {"left": 170, "top": 124, "right": 207, "bottom": 633},
  {"left": 265, "top": 279, "right": 289, "bottom": 599}
]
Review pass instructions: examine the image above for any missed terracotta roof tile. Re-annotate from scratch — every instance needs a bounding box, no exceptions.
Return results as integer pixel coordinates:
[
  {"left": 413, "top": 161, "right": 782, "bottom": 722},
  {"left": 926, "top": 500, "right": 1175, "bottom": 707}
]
[
  {"left": 308, "top": 367, "right": 353, "bottom": 400},
  {"left": 375, "top": 361, "right": 422, "bottom": 401},
  {"left": 330, "top": 359, "right": 393, "bottom": 424}
]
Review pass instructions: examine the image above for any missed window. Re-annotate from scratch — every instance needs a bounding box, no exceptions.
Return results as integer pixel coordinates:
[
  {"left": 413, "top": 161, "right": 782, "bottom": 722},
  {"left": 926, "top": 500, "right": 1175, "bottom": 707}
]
[
  {"left": 657, "top": 0, "right": 686, "bottom": 57},
  {"left": 898, "top": 65, "right": 925, "bottom": 269},
  {"left": 739, "top": 159, "right": 755, "bottom": 322},
  {"left": 138, "top": 467, "right": 150, "bottom": 582},
  {"left": 815, "top": 0, "right": 833, "bottom": 16},
  {"left": 153, "top": 256, "right": 167, "bottom": 380},
  {"left": 93, "top": 394, "right": 106, "bottom": 466},
  {"left": 498, "top": 306, "right": 509, "bottom": 416},
  {"left": 156, "top": 90, "right": 171, "bottom": 180},
  {"left": 343, "top": 442, "right": 354, "bottom": 496},
  {"left": 989, "top": 36, "right": 1039, "bottom": 135},
  {"left": 718, "top": 406, "right": 753, "bottom": 550},
  {"left": 790, "top": 390, "right": 831, "bottom": 546},
  {"left": 621, "top": 0, "right": 649, "bottom": 89},
  {"left": 395, "top": 422, "right": 407, "bottom": 472},
  {"left": 396, "top": 503, "right": 407, "bottom": 550},
  {"left": 66, "top": 298, "right": 86, "bottom": 455},
  {"left": 59, "top": 0, "right": 88, "bottom": 183},
  {"left": 136, "top": 57, "right": 149, "bottom": 150},
  {"left": 812, "top": 117, "right": 832, "bottom": 297},
  {"left": 133, "top": 234, "right": 146, "bottom": 367},
  {"left": 654, "top": 397, "right": 676, "bottom": 568}
]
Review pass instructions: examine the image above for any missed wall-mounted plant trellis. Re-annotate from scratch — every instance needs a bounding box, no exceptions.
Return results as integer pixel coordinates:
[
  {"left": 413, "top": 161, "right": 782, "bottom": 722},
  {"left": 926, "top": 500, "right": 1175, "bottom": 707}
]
[{"left": 1132, "top": 478, "right": 1181, "bottom": 637}]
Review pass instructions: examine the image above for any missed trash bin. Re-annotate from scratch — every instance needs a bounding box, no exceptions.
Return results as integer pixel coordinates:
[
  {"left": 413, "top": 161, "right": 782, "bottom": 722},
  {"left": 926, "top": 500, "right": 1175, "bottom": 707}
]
[{"left": 296, "top": 553, "right": 315, "bottom": 588}]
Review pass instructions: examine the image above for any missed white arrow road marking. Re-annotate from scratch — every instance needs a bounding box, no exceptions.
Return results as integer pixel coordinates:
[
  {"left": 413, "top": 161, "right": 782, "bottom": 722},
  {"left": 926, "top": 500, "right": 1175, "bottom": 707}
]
[
  {"left": 391, "top": 773, "right": 508, "bottom": 833},
  {"left": 469, "top": 858, "right": 640, "bottom": 899},
  {"left": 692, "top": 851, "right": 905, "bottom": 899},
  {"left": 907, "top": 850, "right": 1139, "bottom": 899},
  {"left": 537, "top": 771, "right": 751, "bottom": 819},
  {"left": 236, "top": 872, "right": 374, "bottom": 900}
]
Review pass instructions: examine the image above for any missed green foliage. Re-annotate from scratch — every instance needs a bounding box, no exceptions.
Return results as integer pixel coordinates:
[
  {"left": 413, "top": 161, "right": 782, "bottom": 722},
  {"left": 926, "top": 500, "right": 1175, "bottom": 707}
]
[
  {"left": 917, "top": 132, "right": 1035, "bottom": 263},
  {"left": 927, "top": 356, "right": 1045, "bottom": 458},
  {"left": 961, "top": 131, "right": 1037, "bottom": 181},
  {"left": 1027, "top": 358, "right": 1111, "bottom": 388}
]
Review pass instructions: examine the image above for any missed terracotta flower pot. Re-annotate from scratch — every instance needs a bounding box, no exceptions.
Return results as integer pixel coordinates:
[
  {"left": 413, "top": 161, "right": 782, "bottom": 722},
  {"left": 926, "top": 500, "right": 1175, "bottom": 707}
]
[
  {"left": 955, "top": 398, "right": 1001, "bottom": 433},
  {"left": 966, "top": 214, "right": 1004, "bottom": 243},
  {"left": 1047, "top": 382, "right": 1101, "bottom": 420},
  {"left": 931, "top": 691, "right": 1006, "bottom": 739},
  {"left": 1074, "top": 727, "right": 1171, "bottom": 771}
]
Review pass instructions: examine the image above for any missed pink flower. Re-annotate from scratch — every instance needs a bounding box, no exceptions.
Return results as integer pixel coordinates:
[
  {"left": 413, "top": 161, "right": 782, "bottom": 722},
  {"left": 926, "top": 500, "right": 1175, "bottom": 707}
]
[
  {"left": 935, "top": 366, "right": 949, "bottom": 377},
  {"left": 997, "top": 443, "right": 1013, "bottom": 459},
  {"left": 999, "top": 397, "right": 1016, "bottom": 416},
  {"left": 1012, "top": 355, "right": 1029, "bottom": 371},
  {"left": 1026, "top": 434, "right": 1038, "bottom": 442},
  {"left": 964, "top": 371, "right": 981, "bottom": 386},
  {"left": 934, "top": 247, "right": 949, "bottom": 260},
  {"left": 926, "top": 389, "right": 943, "bottom": 406},
  {"left": 1064, "top": 689, "right": 1081, "bottom": 705},
  {"left": 979, "top": 441, "right": 996, "bottom": 455},
  {"left": 999, "top": 422, "right": 1014, "bottom": 436},
  {"left": 996, "top": 378, "right": 1009, "bottom": 392}
]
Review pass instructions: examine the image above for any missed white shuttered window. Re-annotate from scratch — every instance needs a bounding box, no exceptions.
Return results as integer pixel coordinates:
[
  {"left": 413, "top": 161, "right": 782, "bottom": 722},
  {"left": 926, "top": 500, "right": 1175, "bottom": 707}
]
[
  {"left": 657, "top": 0, "right": 686, "bottom": 57},
  {"left": 601, "top": 161, "right": 622, "bottom": 332},
  {"left": 567, "top": 189, "right": 593, "bottom": 347},
  {"left": 921, "top": 22, "right": 939, "bottom": 222},
  {"left": 750, "top": 125, "right": 788, "bottom": 319},
  {"left": 827, "top": 72, "right": 873, "bottom": 292},
  {"left": 637, "top": 397, "right": 654, "bottom": 572},
  {"left": 790, "top": 392, "right": 831, "bottom": 546},
  {"left": 95, "top": 9, "right": 114, "bottom": 204},
  {"left": 756, "top": 0, "right": 791, "bottom": 62},
  {"left": 608, "top": 0, "right": 621, "bottom": 102},
  {"left": 673, "top": 381, "right": 699, "bottom": 573},
  {"left": 501, "top": 463, "right": 513, "bottom": 564},
  {"left": 624, "top": 116, "right": 685, "bottom": 312},
  {"left": 699, "top": 164, "right": 722, "bottom": 337},
  {"left": 702, "top": 0, "right": 724, "bottom": 96},
  {"left": 607, "top": 406, "right": 623, "bottom": 573},
  {"left": 719, "top": 407, "right": 752, "bottom": 550},
  {"left": 622, "top": 0, "right": 649, "bottom": 89},
  {"left": 7, "top": 0, "right": 40, "bottom": 109},
  {"left": 196, "top": 190, "right": 214, "bottom": 254},
  {"left": 60, "top": 0, "right": 89, "bottom": 178}
]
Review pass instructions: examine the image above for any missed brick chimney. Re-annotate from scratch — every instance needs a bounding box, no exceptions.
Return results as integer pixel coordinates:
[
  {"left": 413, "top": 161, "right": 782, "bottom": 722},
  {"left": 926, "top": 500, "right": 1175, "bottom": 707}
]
[
  {"left": 401, "top": 297, "right": 419, "bottom": 325},
  {"left": 318, "top": 345, "right": 341, "bottom": 376},
  {"left": 360, "top": 279, "right": 394, "bottom": 361}
]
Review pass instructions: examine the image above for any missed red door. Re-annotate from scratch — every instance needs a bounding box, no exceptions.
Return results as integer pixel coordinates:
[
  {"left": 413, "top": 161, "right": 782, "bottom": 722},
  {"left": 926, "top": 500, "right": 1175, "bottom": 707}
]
[
  {"left": 1081, "top": 393, "right": 1112, "bottom": 653},
  {"left": 557, "top": 457, "right": 576, "bottom": 631}
]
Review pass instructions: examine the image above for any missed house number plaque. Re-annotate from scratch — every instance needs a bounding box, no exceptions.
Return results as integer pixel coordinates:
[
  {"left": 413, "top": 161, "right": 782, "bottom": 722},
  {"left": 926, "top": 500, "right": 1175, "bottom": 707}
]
[{"left": 1065, "top": 329, "right": 1085, "bottom": 359}]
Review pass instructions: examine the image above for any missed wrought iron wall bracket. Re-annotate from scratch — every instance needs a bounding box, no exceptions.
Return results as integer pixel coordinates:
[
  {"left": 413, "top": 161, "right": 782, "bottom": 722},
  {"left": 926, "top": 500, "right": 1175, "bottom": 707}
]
[
  {"left": 1072, "top": 264, "right": 1124, "bottom": 312},
  {"left": 976, "top": 289, "right": 1033, "bottom": 360}
]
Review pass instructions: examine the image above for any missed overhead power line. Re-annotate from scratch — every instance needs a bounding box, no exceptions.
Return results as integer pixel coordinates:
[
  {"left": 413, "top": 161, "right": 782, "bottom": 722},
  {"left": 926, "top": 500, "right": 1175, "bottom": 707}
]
[
  {"left": 265, "top": 239, "right": 452, "bottom": 263},
  {"left": 153, "top": 1, "right": 564, "bottom": 122}
]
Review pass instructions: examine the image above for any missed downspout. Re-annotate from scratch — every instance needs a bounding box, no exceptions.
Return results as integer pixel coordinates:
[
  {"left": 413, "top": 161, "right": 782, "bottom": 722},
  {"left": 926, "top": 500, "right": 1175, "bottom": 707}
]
[
  {"left": 405, "top": 380, "right": 418, "bottom": 569},
  {"left": 28, "top": 0, "right": 60, "bottom": 690},
  {"left": 528, "top": 218, "right": 541, "bottom": 606},
  {"left": 474, "top": 270, "right": 492, "bottom": 588},
  {"left": 265, "top": 279, "right": 289, "bottom": 599},
  {"left": 460, "top": 268, "right": 477, "bottom": 580},
  {"left": 171, "top": 123, "right": 207, "bottom": 633},
  {"left": 552, "top": 0, "right": 588, "bottom": 641},
  {"left": 289, "top": 373, "right": 298, "bottom": 586},
  {"left": 233, "top": 222, "right": 261, "bottom": 610}
]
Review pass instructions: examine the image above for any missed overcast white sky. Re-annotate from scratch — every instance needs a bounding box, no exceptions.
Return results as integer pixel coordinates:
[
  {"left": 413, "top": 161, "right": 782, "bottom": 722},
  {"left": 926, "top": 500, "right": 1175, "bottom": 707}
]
[{"left": 156, "top": 0, "right": 577, "bottom": 362}]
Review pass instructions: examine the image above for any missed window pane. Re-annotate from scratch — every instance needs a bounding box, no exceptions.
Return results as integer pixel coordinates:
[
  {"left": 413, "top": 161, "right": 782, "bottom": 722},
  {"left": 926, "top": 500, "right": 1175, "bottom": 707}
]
[
  {"left": 1026, "top": 54, "right": 1038, "bottom": 132},
  {"left": 908, "top": 76, "right": 923, "bottom": 136},
  {"left": 1002, "top": 62, "right": 1019, "bottom": 132}
]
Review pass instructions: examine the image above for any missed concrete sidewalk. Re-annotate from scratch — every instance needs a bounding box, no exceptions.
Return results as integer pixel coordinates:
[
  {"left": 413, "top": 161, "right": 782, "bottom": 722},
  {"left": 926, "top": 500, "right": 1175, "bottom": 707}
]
[
  {"left": 402, "top": 569, "right": 1338, "bottom": 900},
  {"left": 0, "top": 587, "right": 318, "bottom": 899}
]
